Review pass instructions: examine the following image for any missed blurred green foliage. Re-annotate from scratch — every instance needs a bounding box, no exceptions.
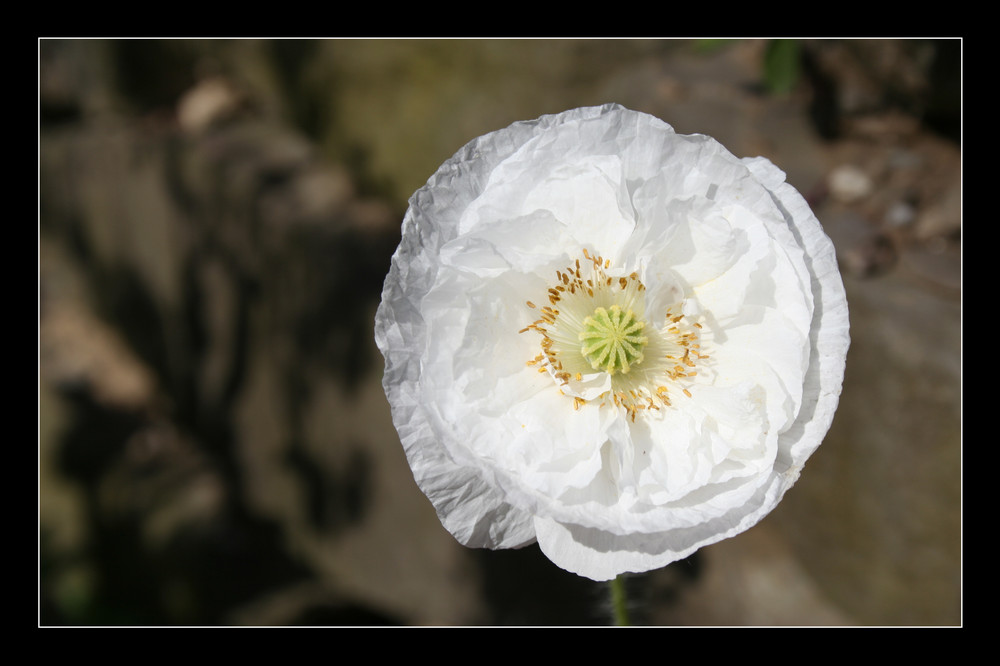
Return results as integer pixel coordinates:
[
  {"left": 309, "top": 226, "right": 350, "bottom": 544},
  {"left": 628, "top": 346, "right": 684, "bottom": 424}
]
[
  {"left": 695, "top": 39, "right": 802, "bottom": 95},
  {"left": 694, "top": 39, "right": 736, "bottom": 53},
  {"left": 763, "top": 39, "right": 802, "bottom": 95}
]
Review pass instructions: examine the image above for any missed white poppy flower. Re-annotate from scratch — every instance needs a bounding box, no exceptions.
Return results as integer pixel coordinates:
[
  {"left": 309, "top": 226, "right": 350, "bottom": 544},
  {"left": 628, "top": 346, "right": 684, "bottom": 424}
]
[{"left": 375, "top": 104, "right": 849, "bottom": 581}]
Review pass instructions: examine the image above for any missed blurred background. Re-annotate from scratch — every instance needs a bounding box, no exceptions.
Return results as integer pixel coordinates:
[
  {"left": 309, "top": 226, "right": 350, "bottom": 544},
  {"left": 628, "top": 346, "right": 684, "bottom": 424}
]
[{"left": 38, "top": 38, "right": 961, "bottom": 626}]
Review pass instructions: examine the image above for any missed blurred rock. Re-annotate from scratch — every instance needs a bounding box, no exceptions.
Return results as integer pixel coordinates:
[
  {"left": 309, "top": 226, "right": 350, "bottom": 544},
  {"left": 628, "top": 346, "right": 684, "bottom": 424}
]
[
  {"left": 177, "top": 77, "right": 246, "bottom": 134},
  {"left": 914, "top": 174, "right": 961, "bottom": 242},
  {"left": 40, "top": 48, "right": 418, "bottom": 624},
  {"left": 828, "top": 164, "right": 874, "bottom": 203},
  {"left": 899, "top": 240, "right": 962, "bottom": 295},
  {"left": 226, "top": 581, "right": 403, "bottom": 626},
  {"left": 800, "top": 40, "right": 956, "bottom": 140},
  {"left": 39, "top": 240, "right": 156, "bottom": 410},
  {"left": 649, "top": 523, "right": 852, "bottom": 626},
  {"left": 771, "top": 268, "right": 961, "bottom": 625},
  {"left": 884, "top": 200, "right": 916, "bottom": 228},
  {"left": 841, "top": 232, "right": 898, "bottom": 279}
]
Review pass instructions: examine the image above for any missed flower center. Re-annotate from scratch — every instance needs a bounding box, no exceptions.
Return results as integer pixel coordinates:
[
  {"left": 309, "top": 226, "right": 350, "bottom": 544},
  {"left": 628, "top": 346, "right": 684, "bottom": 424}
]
[
  {"left": 520, "top": 249, "right": 707, "bottom": 420},
  {"left": 579, "top": 305, "right": 648, "bottom": 374}
]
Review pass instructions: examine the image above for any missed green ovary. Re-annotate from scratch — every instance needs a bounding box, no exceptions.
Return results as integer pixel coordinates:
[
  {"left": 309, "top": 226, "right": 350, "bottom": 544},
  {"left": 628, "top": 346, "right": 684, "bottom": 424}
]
[{"left": 579, "top": 305, "right": 648, "bottom": 375}]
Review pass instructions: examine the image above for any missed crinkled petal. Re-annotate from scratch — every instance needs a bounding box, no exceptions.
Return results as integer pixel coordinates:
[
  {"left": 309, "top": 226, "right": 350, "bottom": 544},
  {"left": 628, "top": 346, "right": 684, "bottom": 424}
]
[{"left": 375, "top": 104, "right": 849, "bottom": 581}]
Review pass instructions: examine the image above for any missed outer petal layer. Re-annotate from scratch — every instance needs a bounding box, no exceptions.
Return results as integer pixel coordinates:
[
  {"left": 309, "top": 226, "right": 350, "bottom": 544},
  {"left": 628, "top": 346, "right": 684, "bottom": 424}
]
[{"left": 375, "top": 104, "right": 849, "bottom": 580}]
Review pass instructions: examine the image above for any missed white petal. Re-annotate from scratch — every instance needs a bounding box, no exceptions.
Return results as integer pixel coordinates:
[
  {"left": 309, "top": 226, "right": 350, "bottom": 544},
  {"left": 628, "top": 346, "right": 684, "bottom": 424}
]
[
  {"left": 375, "top": 105, "right": 849, "bottom": 581},
  {"left": 533, "top": 467, "right": 787, "bottom": 581}
]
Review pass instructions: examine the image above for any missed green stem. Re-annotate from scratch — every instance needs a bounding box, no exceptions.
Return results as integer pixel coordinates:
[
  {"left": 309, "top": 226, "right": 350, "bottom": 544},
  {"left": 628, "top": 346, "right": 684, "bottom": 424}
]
[{"left": 609, "top": 574, "right": 630, "bottom": 626}]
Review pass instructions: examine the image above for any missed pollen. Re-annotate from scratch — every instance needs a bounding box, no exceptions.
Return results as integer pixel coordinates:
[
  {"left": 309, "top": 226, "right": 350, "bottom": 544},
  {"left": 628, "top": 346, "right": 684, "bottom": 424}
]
[{"left": 520, "top": 249, "right": 705, "bottom": 420}]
